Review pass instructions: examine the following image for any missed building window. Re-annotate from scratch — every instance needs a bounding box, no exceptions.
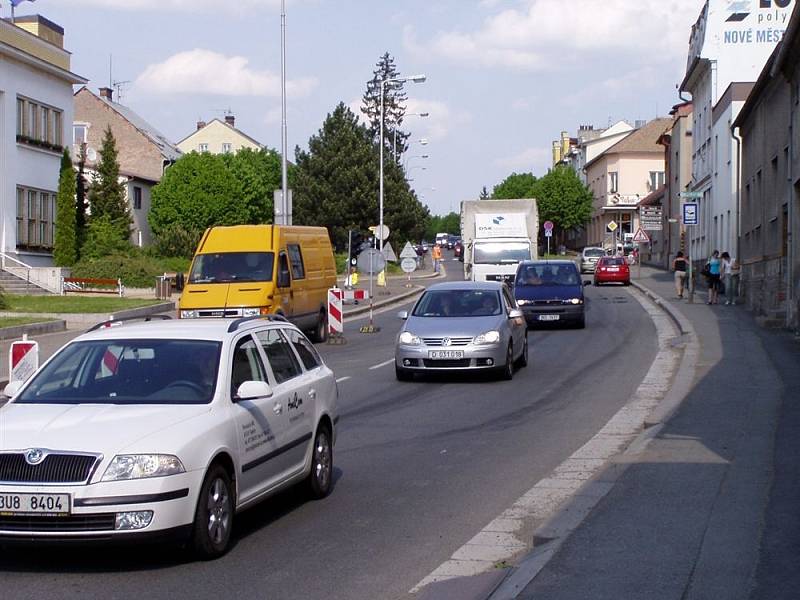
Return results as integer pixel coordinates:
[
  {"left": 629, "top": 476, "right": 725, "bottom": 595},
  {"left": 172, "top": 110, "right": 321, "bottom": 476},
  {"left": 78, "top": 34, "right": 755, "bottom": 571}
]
[
  {"left": 133, "top": 186, "right": 142, "bottom": 210},
  {"left": 222, "top": 143, "right": 232, "bottom": 154},
  {"left": 609, "top": 172, "right": 619, "bottom": 194},
  {"left": 649, "top": 171, "right": 665, "bottom": 191},
  {"left": 73, "top": 123, "right": 88, "bottom": 145},
  {"left": 198, "top": 143, "right": 208, "bottom": 152},
  {"left": 16, "top": 96, "right": 64, "bottom": 151},
  {"left": 16, "top": 186, "right": 55, "bottom": 250}
]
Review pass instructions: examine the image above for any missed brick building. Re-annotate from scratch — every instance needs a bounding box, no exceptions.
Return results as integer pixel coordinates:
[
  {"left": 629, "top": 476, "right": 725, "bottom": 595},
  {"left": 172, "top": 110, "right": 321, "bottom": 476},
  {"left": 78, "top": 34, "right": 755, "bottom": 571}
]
[{"left": 73, "top": 86, "right": 182, "bottom": 246}]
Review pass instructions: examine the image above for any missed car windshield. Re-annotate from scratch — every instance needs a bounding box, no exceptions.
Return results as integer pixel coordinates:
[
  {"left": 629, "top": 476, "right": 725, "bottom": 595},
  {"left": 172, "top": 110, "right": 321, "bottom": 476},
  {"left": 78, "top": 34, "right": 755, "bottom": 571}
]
[
  {"left": 189, "top": 252, "right": 274, "bottom": 284},
  {"left": 15, "top": 339, "right": 222, "bottom": 405},
  {"left": 413, "top": 289, "right": 502, "bottom": 318},
  {"left": 516, "top": 264, "right": 580, "bottom": 286},
  {"left": 583, "top": 248, "right": 606, "bottom": 258},
  {"left": 473, "top": 241, "right": 531, "bottom": 264}
]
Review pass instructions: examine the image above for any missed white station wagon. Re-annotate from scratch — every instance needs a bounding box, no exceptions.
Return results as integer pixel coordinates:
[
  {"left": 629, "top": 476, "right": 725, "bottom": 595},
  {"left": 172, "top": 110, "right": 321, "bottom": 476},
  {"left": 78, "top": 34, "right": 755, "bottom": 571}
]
[{"left": 0, "top": 316, "right": 338, "bottom": 558}]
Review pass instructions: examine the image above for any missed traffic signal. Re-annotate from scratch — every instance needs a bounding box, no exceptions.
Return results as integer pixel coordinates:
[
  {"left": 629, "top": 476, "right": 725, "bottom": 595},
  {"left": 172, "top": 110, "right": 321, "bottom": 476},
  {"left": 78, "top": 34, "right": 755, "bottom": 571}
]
[{"left": 349, "top": 231, "right": 365, "bottom": 265}]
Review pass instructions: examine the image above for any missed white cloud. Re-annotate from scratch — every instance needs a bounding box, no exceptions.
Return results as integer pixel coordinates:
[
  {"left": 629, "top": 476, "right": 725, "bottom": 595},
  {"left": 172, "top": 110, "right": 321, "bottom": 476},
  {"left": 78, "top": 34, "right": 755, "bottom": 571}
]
[
  {"left": 404, "top": 0, "right": 699, "bottom": 71},
  {"left": 494, "top": 147, "right": 551, "bottom": 172},
  {"left": 136, "top": 49, "right": 317, "bottom": 98}
]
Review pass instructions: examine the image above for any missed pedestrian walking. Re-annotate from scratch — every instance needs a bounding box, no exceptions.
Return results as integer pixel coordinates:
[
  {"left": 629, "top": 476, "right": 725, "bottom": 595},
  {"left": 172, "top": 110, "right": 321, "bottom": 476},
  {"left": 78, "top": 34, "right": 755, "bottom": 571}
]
[
  {"left": 672, "top": 251, "right": 689, "bottom": 298},
  {"left": 431, "top": 244, "right": 442, "bottom": 273},
  {"left": 706, "top": 250, "right": 721, "bottom": 305},
  {"left": 721, "top": 252, "right": 739, "bottom": 305}
]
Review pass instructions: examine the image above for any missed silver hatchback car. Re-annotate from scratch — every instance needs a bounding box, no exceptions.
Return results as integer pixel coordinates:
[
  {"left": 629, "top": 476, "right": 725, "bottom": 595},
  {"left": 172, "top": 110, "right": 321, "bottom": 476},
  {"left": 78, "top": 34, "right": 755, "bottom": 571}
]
[
  {"left": 395, "top": 282, "right": 528, "bottom": 380},
  {"left": 580, "top": 247, "right": 607, "bottom": 273}
]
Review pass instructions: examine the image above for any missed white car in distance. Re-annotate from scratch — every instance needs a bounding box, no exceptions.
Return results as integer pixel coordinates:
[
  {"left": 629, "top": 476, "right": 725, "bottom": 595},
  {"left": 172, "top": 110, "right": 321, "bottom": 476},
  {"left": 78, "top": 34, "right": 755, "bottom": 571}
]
[{"left": 0, "top": 316, "right": 338, "bottom": 558}]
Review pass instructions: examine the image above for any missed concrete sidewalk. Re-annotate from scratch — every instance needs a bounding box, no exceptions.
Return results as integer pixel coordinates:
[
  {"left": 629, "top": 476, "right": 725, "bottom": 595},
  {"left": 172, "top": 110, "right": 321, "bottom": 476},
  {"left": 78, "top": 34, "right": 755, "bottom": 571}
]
[{"left": 499, "top": 265, "right": 800, "bottom": 599}]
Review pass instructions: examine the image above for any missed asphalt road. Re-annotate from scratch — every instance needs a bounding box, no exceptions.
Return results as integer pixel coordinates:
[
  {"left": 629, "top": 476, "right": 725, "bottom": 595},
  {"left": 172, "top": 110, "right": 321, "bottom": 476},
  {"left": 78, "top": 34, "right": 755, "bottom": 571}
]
[{"left": 0, "top": 263, "right": 659, "bottom": 600}]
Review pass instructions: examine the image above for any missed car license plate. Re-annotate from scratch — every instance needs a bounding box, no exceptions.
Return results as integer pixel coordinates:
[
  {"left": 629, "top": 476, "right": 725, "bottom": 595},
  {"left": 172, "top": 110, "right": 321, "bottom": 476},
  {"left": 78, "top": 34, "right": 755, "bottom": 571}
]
[
  {"left": 538, "top": 314, "right": 560, "bottom": 321},
  {"left": 608, "top": 267, "right": 619, "bottom": 271},
  {"left": 0, "top": 492, "right": 70, "bottom": 515},
  {"left": 428, "top": 350, "right": 464, "bottom": 359}
]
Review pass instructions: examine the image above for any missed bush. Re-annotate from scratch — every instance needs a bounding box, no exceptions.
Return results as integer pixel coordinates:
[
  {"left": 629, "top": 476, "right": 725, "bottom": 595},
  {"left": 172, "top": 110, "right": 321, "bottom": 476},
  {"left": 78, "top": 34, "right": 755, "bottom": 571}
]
[
  {"left": 152, "top": 223, "right": 203, "bottom": 259},
  {"left": 80, "top": 216, "right": 132, "bottom": 260},
  {"left": 71, "top": 253, "right": 164, "bottom": 289}
]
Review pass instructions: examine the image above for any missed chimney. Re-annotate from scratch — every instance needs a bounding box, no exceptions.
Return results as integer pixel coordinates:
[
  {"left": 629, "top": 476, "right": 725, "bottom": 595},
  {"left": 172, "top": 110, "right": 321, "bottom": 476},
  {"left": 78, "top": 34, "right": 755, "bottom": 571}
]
[
  {"left": 13, "top": 15, "right": 65, "bottom": 49},
  {"left": 224, "top": 114, "right": 235, "bottom": 127},
  {"left": 197, "top": 120, "right": 207, "bottom": 130},
  {"left": 99, "top": 87, "right": 113, "bottom": 101}
]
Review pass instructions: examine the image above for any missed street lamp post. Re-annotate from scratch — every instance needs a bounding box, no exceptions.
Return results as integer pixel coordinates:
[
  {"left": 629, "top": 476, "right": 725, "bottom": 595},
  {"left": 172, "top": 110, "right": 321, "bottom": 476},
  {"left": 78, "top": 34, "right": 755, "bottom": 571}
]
[
  {"left": 394, "top": 113, "right": 429, "bottom": 158},
  {"left": 380, "top": 74, "right": 426, "bottom": 252}
]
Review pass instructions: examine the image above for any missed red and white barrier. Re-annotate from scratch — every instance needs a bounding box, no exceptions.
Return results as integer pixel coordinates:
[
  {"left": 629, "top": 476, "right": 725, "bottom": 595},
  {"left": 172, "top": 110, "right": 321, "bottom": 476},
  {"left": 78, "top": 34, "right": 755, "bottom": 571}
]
[
  {"left": 343, "top": 289, "right": 369, "bottom": 301},
  {"left": 328, "top": 288, "right": 344, "bottom": 335},
  {"left": 9, "top": 337, "right": 39, "bottom": 384}
]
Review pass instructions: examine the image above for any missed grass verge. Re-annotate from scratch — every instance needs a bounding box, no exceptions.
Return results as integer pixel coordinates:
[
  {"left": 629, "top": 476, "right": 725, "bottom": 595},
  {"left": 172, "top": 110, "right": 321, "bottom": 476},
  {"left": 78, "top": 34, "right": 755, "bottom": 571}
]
[
  {"left": 5, "top": 295, "right": 165, "bottom": 314},
  {"left": 0, "top": 316, "right": 57, "bottom": 328}
]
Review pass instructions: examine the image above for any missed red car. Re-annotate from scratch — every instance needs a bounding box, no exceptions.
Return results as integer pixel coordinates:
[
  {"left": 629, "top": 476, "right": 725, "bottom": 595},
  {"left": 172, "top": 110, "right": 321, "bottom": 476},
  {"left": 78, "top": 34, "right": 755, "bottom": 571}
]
[{"left": 594, "top": 256, "right": 631, "bottom": 286}]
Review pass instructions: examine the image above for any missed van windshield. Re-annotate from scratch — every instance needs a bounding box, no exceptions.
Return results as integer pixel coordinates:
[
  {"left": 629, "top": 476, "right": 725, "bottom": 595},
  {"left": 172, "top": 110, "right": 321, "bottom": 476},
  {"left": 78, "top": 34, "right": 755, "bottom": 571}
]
[
  {"left": 473, "top": 241, "right": 531, "bottom": 264},
  {"left": 189, "top": 252, "right": 274, "bottom": 284}
]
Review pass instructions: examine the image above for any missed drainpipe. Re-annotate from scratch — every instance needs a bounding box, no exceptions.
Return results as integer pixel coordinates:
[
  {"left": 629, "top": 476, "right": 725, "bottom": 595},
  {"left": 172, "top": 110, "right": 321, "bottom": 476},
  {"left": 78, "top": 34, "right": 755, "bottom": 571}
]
[
  {"left": 732, "top": 126, "right": 743, "bottom": 309},
  {"left": 788, "top": 84, "right": 796, "bottom": 331}
]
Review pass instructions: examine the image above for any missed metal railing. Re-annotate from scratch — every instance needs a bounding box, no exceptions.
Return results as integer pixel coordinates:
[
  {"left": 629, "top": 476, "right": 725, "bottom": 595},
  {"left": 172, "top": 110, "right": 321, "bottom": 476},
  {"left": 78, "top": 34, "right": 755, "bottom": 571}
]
[{"left": 0, "top": 252, "right": 61, "bottom": 294}]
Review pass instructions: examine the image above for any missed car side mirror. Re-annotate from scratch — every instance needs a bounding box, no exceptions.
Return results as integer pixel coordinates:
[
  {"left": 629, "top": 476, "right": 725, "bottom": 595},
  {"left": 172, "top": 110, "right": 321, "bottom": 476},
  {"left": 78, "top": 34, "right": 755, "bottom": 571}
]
[
  {"left": 2, "top": 380, "right": 23, "bottom": 399},
  {"left": 508, "top": 308, "right": 523, "bottom": 319},
  {"left": 277, "top": 270, "right": 290, "bottom": 288},
  {"left": 236, "top": 380, "right": 273, "bottom": 401},
  {"left": 397, "top": 310, "right": 409, "bottom": 320}
]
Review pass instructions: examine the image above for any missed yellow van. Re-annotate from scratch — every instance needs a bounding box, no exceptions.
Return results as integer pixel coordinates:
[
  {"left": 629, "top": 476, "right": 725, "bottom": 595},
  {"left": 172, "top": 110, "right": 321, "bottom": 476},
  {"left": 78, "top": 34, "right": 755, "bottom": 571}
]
[{"left": 178, "top": 225, "right": 337, "bottom": 341}]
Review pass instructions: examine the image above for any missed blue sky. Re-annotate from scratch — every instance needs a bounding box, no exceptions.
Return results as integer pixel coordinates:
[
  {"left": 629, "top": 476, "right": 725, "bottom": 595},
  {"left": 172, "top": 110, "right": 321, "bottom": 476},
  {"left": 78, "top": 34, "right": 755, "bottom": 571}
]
[{"left": 7, "top": 0, "right": 702, "bottom": 216}]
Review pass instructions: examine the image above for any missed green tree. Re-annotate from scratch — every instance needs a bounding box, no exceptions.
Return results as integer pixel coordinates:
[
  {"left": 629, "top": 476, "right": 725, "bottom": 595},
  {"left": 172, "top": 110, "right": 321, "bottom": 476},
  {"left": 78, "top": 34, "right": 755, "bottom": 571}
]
[
  {"left": 361, "top": 52, "right": 409, "bottom": 159},
  {"left": 75, "top": 144, "right": 89, "bottom": 255},
  {"left": 87, "top": 126, "right": 131, "bottom": 243},
  {"left": 492, "top": 172, "right": 538, "bottom": 199},
  {"left": 53, "top": 148, "right": 78, "bottom": 266},
  {"left": 222, "top": 148, "right": 283, "bottom": 224},
  {"left": 425, "top": 212, "right": 460, "bottom": 239},
  {"left": 293, "top": 102, "right": 428, "bottom": 249},
  {"left": 149, "top": 152, "right": 248, "bottom": 238},
  {"left": 535, "top": 165, "right": 593, "bottom": 242}
]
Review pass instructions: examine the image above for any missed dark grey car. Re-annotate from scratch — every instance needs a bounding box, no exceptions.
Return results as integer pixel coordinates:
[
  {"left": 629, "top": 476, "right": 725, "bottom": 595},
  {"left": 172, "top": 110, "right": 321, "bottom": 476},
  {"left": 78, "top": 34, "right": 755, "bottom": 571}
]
[{"left": 395, "top": 281, "right": 528, "bottom": 380}]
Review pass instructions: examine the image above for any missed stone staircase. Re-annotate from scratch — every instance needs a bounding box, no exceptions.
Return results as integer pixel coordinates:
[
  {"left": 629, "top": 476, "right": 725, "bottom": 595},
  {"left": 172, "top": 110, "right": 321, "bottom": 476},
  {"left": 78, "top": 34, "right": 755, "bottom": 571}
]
[{"left": 0, "top": 269, "right": 53, "bottom": 296}]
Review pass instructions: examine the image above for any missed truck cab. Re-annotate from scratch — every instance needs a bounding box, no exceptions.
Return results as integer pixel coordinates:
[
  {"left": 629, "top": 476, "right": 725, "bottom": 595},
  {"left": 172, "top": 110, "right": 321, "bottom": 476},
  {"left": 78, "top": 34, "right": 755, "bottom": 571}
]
[{"left": 466, "top": 237, "right": 533, "bottom": 284}]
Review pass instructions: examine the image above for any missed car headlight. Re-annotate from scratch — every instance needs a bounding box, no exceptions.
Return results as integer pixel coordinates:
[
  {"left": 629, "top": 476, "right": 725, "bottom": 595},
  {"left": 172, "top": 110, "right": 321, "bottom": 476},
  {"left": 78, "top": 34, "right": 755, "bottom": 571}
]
[
  {"left": 562, "top": 298, "right": 583, "bottom": 305},
  {"left": 242, "top": 307, "right": 261, "bottom": 317},
  {"left": 516, "top": 299, "right": 531, "bottom": 306},
  {"left": 398, "top": 331, "right": 422, "bottom": 345},
  {"left": 101, "top": 454, "right": 186, "bottom": 482},
  {"left": 473, "top": 330, "right": 501, "bottom": 345},
  {"left": 180, "top": 310, "right": 197, "bottom": 319}
]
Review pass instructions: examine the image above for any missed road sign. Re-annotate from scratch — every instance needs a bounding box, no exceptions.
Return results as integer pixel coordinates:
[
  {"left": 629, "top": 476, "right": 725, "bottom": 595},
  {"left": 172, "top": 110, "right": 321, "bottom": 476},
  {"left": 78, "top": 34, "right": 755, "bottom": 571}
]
[
  {"left": 357, "top": 248, "right": 386, "bottom": 275},
  {"left": 543, "top": 220, "right": 554, "bottom": 232},
  {"left": 382, "top": 241, "right": 397, "bottom": 262},
  {"left": 679, "top": 191, "right": 703, "bottom": 199},
  {"left": 544, "top": 230, "right": 553, "bottom": 238},
  {"left": 607, "top": 220, "right": 618, "bottom": 232},
  {"left": 369, "top": 225, "right": 390, "bottom": 241},
  {"left": 640, "top": 205, "right": 663, "bottom": 231},
  {"left": 682, "top": 202, "right": 699, "bottom": 226},
  {"left": 9, "top": 339, "right": 38, "bottom": 385},
  {"left": 399, "top": 241, "right": 418, "bottom": 259},
  {"left": 632, "top": 228, "right": 650, "bottom": 243},
  {"left": 401, "top": 257, "right": 417, "bottom": 273}
]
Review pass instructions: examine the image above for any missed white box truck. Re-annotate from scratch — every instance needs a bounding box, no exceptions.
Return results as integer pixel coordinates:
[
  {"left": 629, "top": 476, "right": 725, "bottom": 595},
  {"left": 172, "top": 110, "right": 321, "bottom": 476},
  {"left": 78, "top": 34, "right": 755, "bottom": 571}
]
[{"left": 460, "top": 199, "right": 539, "bottom": 283}]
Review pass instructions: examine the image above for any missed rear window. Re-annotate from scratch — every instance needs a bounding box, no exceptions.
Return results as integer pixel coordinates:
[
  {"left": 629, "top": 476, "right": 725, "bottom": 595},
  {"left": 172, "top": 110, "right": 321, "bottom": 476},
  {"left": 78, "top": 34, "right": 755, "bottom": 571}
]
[
  {"left": 600, "top": 258, "right": 626, "bottom": 266},
  {"left": 583, "top": 248, "right": 605, "bottom": 258}
]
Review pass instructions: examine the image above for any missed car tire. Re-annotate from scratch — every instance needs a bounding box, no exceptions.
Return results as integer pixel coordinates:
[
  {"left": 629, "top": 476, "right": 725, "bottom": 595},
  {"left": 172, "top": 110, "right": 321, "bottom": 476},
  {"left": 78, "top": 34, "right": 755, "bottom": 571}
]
[
  {"left": 623, "top": 280, "right": 631, "bottom": 287},
  {"left": 498, "top": 342, "right": 514, "bottom": 380},
  {"left": 514, "top": 336, "right": 528, "bottom": 368},
  {"left": 575, "top": 314, "right": 586, "bottom": 329},
  {"left": 395, "top": 365, "right": 413, "bottom": 381},
  {"left": 191, "top": 463, "right": 234, "bottom": 560},
  {"left": 306, "top": 424, "right": 333, "bottom": 499},
  {"left": 310, "top": 310, "right": 328, "bottom": 343}
]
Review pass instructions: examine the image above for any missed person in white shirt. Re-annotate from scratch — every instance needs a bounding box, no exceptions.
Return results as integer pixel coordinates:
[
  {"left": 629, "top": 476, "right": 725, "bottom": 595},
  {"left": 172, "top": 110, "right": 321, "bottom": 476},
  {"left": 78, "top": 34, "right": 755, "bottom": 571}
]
[{"left": 721, "top": 252, "right": 738, "bottom": 305}]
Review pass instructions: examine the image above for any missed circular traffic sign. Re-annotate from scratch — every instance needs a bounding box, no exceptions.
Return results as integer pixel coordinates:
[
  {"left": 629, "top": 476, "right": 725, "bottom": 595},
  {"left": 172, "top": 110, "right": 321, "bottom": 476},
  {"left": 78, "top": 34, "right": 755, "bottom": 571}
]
[
  {"left": 543, "top": 220, "right": 554, "bottom": 232},
  {"left": 400, "top": 257, "right": 417, "bottom": 273},
  {"left": 357, "top": 248, "right": 386, "bottom": 274},
  {"left": 369, "top": 225, "right": 391, "bottom": 241}
]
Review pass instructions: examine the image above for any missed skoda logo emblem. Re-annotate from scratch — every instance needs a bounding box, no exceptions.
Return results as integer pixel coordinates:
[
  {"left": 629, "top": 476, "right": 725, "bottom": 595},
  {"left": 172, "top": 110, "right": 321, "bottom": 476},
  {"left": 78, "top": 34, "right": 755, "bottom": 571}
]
[
  {"left": 24, "top": 448, "right": 45, "bottom": 465},
  {"left": 442, "top": 337, "right": 452, "bottom": 347}
]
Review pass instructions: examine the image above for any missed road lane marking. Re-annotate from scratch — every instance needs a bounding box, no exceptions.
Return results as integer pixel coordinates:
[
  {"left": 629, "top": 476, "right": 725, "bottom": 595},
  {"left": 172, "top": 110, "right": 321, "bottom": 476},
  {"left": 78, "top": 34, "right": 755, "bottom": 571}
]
[
  {"left": 369, "top": 359, "right": 394, "bottom": 370},
  {"left": 335, "top": 376, "right": 351, "bottom": 383},
  {"left": 411, "top": 288, "right": 683, "bottom": 595}
]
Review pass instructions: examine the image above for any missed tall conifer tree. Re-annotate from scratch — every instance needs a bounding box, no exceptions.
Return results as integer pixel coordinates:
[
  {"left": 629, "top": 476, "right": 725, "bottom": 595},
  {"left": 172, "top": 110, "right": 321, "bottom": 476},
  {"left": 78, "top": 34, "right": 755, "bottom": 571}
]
[
  {"left": 87, "top": 126, "right": 131, "bottom": 243},
  {"left": 53, "top": 149, "right": 77, "bottom": 266}
]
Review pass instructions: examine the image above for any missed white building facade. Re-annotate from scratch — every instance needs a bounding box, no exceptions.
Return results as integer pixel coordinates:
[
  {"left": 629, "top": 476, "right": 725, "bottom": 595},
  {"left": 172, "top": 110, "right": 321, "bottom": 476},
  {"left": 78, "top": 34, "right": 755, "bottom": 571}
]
[
  {"left": 0, "top": 15, "right": 85, "bottom": 276},
  {"left": 681, "top": 0, "right": 794, "bottom": 263}
]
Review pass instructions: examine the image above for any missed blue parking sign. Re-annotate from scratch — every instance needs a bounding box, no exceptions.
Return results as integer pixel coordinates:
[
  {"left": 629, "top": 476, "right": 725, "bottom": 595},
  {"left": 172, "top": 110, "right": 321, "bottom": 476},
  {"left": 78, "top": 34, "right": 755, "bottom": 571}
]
[{"left": 682, "top": 202, "right": 698, "bottom": 226}]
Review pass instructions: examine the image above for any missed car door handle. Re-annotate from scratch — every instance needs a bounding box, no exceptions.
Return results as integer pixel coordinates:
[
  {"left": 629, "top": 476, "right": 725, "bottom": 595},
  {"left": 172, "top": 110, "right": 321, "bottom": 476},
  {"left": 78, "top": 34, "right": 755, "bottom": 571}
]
[
  {"left": 309, "top": 389, "right": 316, "bottom": 400},
  {"left": 273, "top": 403, "right": 283, "bottom": 415}
]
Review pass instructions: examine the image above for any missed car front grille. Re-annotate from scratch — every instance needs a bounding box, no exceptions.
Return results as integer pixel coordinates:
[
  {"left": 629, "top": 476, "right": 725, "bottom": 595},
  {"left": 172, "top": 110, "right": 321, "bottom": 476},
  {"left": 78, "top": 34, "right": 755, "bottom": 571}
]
[
  {"left": 422, "top": 337, "right": 472, "bottom": 347},
  {"left": 0, "top": 452, "right": 100, "bottom": 484},
  {"left": 532, "top": 299, "right": 563, "bottom": 306},
  {"left": 0, "top": 514, "right": 116, "bottom": 533},
  {"left": 423, "top": 359, "right": 471, "bottom": 368}
]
